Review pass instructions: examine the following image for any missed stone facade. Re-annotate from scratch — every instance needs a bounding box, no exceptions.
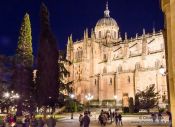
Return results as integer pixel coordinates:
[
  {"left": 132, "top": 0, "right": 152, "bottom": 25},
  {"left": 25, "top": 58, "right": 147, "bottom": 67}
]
[
  {"left": 161, "top": 0, "right": 175, "bottom": 126},
  {"left": 66, "top": 2, "right": 167, "bottom": 107}
]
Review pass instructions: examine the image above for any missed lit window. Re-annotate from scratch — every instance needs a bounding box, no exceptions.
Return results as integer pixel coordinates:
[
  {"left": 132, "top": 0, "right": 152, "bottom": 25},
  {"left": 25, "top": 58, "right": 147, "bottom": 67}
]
[
  {"left": 94, "top": 79, "right": 96, "bottom": 85},
  {"left": 118, "top": 65, "right": 122, "bottom": 72},
  {"left": 135, "top": 62, "right": 140, "bottom": 69},
  {"left": 128, "top": 76, "right": 130, "bottom": 83},
  {"left": 110, "top": 78, "right": 112, "bottom": 85},
  {"left": 103, "top": 67, "right": 107, "bottom": 73},
  {"left": 99, "top": 31, "right": 101, "bottom": 38}
]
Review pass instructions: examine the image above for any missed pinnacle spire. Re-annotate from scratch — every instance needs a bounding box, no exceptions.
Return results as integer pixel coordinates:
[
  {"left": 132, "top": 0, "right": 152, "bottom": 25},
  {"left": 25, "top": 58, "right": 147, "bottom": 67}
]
[
  {"left": 104, "top": 1, "right": 110, "bottom": 17},
  {"left": 125, "top": 32, "right": 128, "bottom": 40},
  {"left": 143, "top": 28, "right": 145, "bottom": 35},
  {"left": 153, "top": 27, "right": 155, "bottom": 35},
  {"left": 67, "top": 36, "right": 70, "bottom": 45},
  {"left": 106, "top": 1, "right": 109, "bottom": 10}
]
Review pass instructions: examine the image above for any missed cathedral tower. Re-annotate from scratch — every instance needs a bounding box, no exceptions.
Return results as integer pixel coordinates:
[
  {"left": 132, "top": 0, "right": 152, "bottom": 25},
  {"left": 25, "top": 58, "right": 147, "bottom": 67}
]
[{"left": 94, "top": 2, "right": 119, "bottom": 43}]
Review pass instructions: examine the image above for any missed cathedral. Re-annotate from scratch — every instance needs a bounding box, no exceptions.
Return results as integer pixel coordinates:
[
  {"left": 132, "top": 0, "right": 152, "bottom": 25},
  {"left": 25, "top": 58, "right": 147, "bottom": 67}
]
[{"left": 66, "top": 2, "right": 167, "bottom": 107}]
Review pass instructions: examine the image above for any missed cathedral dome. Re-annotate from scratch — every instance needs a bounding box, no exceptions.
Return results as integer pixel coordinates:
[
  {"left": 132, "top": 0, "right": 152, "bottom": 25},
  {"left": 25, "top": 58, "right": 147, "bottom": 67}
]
[
  {"left": 95, "top": 2, "right": 119, "bottom": 40},
  {"left": 96, "top": 17, "right": 118, "bottom": 28}
]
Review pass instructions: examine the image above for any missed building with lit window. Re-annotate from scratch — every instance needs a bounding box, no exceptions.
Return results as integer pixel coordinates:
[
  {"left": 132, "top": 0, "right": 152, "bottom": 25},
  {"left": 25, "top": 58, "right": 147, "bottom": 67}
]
[{"left": 66, "top": 2, "right": 167, "bottom": 107}]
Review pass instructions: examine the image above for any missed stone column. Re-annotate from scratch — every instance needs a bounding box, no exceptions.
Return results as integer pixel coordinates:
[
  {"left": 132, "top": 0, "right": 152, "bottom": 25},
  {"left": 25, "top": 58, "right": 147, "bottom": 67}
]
[
  {"left": 97, "top": 75, "right": 100, "bottom": 100},
  {"left": 161, "top": 0, "right": 175, "bottom": 126},
  {"left": 114, "top": 73, "right": 116, "bottom": 95}
]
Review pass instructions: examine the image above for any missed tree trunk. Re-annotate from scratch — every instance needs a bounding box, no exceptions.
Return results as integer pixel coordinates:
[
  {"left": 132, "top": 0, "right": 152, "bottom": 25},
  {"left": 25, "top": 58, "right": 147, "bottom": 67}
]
[
  {"left": 147, "top": 109, "right": 150, "bottom": 113},
  {"left": 43, "top": 106, "right": 47, "bottom": 119},
  {"left": 16, "top": 102, "right": 22, "bottom": 116}
]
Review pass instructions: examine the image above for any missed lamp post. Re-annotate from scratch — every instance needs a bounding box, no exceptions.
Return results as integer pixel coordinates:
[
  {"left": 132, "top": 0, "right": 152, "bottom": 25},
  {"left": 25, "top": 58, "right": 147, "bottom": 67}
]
[
  {"left": 159, "top": 65, "right": 168, "bottom": 107},
  {"left": 159, "top": 65, "right": 166, "bottom": 76},
  {"left": 3, "top": 91, "right": 20, "bottom": 113},
  {"left": 70, "top": 94, "right": 75, "bottom": 119},
  {"left": 3, "top": 91, "right": 20, "bottom": 100},
  {"left": 85, "top": 93, "right": 93, "bottom": 112}
]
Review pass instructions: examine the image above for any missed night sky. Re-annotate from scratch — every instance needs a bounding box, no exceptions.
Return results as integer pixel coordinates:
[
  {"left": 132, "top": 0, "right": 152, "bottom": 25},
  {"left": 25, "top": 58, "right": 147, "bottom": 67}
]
[{"left": 0, "top": 0, "right": 164, "bottom": 56}]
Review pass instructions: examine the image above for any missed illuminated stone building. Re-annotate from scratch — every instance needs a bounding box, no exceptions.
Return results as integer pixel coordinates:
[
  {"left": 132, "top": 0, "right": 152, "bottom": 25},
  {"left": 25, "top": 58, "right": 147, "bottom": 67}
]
[
  {"left": 161, "top": 0, "right": 175, "bottom": 125},
  {"left": 66, "top": 2, "right": 167, "bottom": 107}
]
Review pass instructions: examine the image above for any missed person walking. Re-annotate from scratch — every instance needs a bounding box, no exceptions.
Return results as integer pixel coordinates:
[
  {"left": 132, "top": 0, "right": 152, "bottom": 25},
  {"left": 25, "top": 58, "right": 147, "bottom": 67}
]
[
  {"left": 98, "top": 113, "right": 103, "bottom": 126},
  {"left": 151, "top": 112, "right": 156, "bottom": 123},
  {"left": 4, "top": 114, "right": 10, "bottom": 127},
  {"left": 114, "top": 112, "right": 118, "bottom": 127},
  {"left": 30, "top": 115, "right": 38, "bottom": 127},
  {"left": 158, "top": 112, "right": 162, "bottom": 124},
  {"left": 24, "top": 115, "right": 30, "bottom": 127},
  {"left": 46, "top": 116, "right": 56, "bottom": 127},
  {"left": 102, "top": 113, "right": 107, "bottom": 126},
  {"left": 83, "top": 112, "right": 90, "bottom": 127},
  {"left": 37, "top": 117, "right": 45, "bottom": 127},
  {"left": 118, "top": 113, "right": 123, "bottom": 126},
  {"left": 21, "top": 116, "right": 26, "bottom": 127},
  {"left": 79, "top": 114, "right": 84, "bottom": 127},
  {"left": 166, "top": 111, "right": 172, "bottom": 127},
  {"left": 108, "top": 109, "right": 113, "bottom": 123}
]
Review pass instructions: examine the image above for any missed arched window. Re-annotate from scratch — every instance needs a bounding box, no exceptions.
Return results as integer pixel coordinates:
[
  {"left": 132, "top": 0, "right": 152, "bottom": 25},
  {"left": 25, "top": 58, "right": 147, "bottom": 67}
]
[
  {"left": 106, "top": 30, "right": 110, "bottom": 38},
  {"left": 128, "top": 76, "right": 130, "bottom": 83},
  {"left": 94, "top": 79, "right": 97, "bottom": 85},
  {"left": 110, "top": 78, "right": 112, "bottom": 85},
  {"left": 76, "top": 47, "right": 83, "bottom": 62},
  {"left": 103, "top": 54, "right": 107, "bottom": 61},
  {"left": 118, "top": 65, "right": 122, "bottom": 72},
  {"left": 99, "top": 31, "right": 101, "bottom": 38},
  {"left": 155, "top": 60, "right": 160, "bottom": 69},
  {"left": 135, "top": 62, "right": 140, "bottom": 70},
  {"left": 103, "top": 67, "right": 107, "bottom": 73}
]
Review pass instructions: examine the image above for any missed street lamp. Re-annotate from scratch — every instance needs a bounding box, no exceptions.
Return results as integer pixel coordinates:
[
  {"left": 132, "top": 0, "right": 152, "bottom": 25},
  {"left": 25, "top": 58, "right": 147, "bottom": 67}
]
[
  {"left": 70, "top": 94, "right": 75, "bottom": 119},
  {"left": 3, "top": 91, "right": 20, "bottom": 113},
  {"left": 85, "top": 93, "right": 93, "bottom": 112},
  {"left": 3, "top": 92, "right": 10, "bottom": 98},
  {"left": 3, "top": 91, "right": 20, "bottom": 100},
  {"left": 159, "top": 65, "right": 166, "bottom": 75}
]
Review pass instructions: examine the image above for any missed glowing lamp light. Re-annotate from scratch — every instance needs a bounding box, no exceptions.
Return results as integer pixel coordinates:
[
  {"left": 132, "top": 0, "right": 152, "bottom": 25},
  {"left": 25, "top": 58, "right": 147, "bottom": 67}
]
[
  {"left": 159, "top": 65, "right": 166, "bottom": 75},
  {"left": 114, "top": 95, "right": 117, "bottom": 99},
  {"left": 3, "top": 92, "right": 10, "bottom": 98},
  {"left": 85, "top": 93, "right": 93, "bottom": 100},
  {"left": 70, "top": 94, "right": 75, "bottom": 99}
]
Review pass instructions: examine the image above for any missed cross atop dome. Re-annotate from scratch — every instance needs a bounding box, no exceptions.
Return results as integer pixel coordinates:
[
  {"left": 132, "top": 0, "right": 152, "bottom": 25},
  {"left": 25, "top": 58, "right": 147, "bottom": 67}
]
[{"left": 104, "top": 1, "right": 110, "bottom": 17}]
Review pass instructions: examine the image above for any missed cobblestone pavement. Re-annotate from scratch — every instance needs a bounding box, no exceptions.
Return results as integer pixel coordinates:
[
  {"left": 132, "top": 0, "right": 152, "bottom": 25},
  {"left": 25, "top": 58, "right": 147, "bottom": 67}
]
[
  {"left": 56, "top": 119, "right": 167, "bottom": 127},
  {"left": 56, "top": 113, "right": 168, "bottom": 127}
]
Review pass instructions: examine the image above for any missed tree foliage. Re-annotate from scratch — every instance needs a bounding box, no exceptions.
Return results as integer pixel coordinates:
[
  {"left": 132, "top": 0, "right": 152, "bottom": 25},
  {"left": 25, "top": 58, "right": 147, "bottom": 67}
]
[
  {"left": 136, "top": 84, "right": 159, "bottom": 113},
  {"left": 16, "top": 13, "right": 33, "bottom": 67},
  {"left": 12, "top": 13, "right": 34, "bottom": 115},
  {"left": 58, "top": 50, "right": 73, "bottom": 94},
  {"left": 129, "top": 97, "right": 134, "bottom": 113},
  {"left": 36, "top": 3, "right": 59, "bottom": 108},
  {"left": 134, "top": 94, "right": 140, "bottom": 113}
]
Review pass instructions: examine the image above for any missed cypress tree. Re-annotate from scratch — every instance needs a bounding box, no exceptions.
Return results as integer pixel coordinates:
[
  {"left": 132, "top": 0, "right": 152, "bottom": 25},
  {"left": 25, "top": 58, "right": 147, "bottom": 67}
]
[
  {"left": 16, "top": 13, "right": 33, "bottom": 67},
  {"left": 12, "top": 13, "right": 34, "bottom": 115},
  {"left": 36, "top": 3, "right": 59, "bottom": 109}
]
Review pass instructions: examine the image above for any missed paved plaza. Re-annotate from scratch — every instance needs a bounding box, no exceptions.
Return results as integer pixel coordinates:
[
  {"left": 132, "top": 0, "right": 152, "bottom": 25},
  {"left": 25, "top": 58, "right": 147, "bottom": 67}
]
[{"left": 56, "top": 113, "right": 168, "bottom": 127}]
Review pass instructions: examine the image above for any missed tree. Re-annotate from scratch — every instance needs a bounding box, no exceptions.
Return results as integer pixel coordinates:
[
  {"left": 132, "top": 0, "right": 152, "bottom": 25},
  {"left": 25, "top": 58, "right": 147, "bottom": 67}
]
[
  {"left": 12, "top": 13, "right": 34, "bottom": 115},
  {"left": 129, "top": 97, "right": 134, "bottom": 113},
  {"left": 16, "top": 13, "right": 33, "bottom": 67},
  {"left": 136, "top": 84, "right": 159, "bottom": 113},
  {"left": 134, "top": 94, "right": 140, "bottom": 113},
  {"left": 36, "top": 3, "right": 59, "bottom": 112}
]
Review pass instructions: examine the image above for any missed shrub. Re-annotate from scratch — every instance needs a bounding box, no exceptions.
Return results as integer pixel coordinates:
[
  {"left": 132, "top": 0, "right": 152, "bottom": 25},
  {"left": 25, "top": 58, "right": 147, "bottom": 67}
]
[{"left": 122, "top": 107, "right": 129, "bottom": 113}]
